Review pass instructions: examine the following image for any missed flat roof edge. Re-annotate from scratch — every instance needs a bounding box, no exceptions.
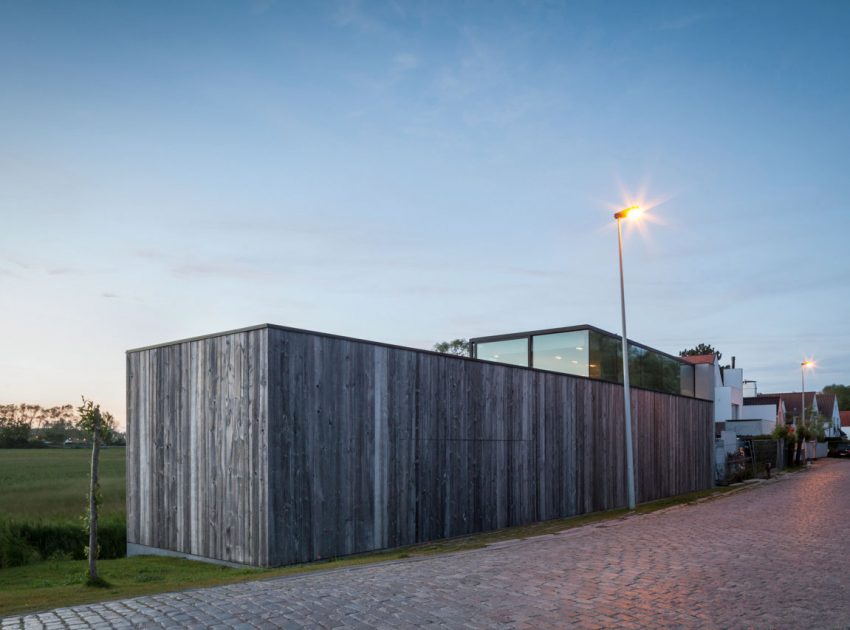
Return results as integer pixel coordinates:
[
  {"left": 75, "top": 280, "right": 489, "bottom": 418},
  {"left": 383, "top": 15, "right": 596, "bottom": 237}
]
[{"left": 126, "top": 324, "right": 273, "bottom": 353}]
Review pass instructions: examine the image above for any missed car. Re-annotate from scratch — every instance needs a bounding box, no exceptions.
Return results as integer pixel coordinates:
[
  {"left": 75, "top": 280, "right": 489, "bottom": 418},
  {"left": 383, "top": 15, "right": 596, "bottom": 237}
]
[{"left": 828, "top": 443, "right": 850, "bottom": 457}]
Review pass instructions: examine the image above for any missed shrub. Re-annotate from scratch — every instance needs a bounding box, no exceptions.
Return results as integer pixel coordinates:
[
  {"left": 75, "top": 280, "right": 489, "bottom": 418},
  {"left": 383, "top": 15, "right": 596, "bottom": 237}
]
[
  {"left": 0, "top": 516, "right": 125, "bottom": 568},
  {"left": 771, "top": 425, "right": 791, "bottom": 441},
  {"left": 0, "top": 522, "right": 40, "bottom": 568}
]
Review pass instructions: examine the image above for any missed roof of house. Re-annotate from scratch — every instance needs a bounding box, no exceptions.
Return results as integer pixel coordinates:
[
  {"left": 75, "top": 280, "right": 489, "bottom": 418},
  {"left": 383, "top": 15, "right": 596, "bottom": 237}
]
[
  {"left": 758, "top": 392, "right": 816, "bottom": 416},
  {"left": 816, "top": 394, "right": 838, "bottom": 417},
  {"left": 744, "top": 395, "right": 781, "bottom": 407},
  {"left": 840, "top": 411, "right": 850, "bottom": 426},
  {"left": 681, "top": 354, "right": 716, "bottom": 365}
]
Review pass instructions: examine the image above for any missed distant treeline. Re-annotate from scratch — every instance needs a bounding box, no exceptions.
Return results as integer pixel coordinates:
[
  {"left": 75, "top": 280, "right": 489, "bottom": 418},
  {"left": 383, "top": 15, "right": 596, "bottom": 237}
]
[{"left": 0, "top": 403, "right": 125, "bottom": 448}]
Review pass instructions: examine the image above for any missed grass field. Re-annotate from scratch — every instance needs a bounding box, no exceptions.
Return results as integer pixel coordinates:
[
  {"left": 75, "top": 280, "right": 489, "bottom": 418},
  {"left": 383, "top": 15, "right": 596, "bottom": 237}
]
[
  {"left": 0, "top": 448, "right": 125, "bottom": 519},
  {"left": 0, "top": 447, "right": 749, "bottom": 617}
]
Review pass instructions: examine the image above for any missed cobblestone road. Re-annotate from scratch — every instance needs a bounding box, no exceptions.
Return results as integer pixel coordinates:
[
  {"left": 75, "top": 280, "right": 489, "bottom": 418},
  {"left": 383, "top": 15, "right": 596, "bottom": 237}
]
[{"left": 5, "top": 460, "right": 850, "bottom": 629}]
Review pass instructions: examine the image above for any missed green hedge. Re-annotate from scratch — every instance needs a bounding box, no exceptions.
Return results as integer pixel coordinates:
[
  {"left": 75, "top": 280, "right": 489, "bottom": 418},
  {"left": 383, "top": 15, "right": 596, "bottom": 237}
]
[{"left": 0, "top": 516, "right": 125, "bottom": 568}]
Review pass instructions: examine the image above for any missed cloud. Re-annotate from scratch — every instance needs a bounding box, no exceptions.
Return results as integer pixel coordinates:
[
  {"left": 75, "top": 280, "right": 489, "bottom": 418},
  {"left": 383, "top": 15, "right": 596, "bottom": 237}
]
[
  {"left": 248, "top": 0, "right": 275, "bottom": 16},
  {"left": 170, "top": 261, "right": 273, "bottom": 281},
  {"left": 394, "top": 53, "right": 420, "bottom": 71},
  {"left": 133, "top": 249, "right": 167, "bottom": 260},
  {"left": 101, "top": 292, "right": 119, "bottom": 299},
  {"left": 1, "top": 256, "right": 82, "bottom": 276},
  {"left": 46, "top": 267, "right": 80, "bottom": 276},
  {"left": 332, "top": 0, "right": 387, "bottom": 34},
  {"left": 658, "top": 13, "right": 709, "bottom": 31}
]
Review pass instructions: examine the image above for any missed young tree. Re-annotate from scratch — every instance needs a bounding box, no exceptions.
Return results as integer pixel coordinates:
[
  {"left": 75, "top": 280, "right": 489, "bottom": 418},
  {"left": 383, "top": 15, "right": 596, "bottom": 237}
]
[
  {"left": 433, "top": 339, "right": 470, "bottom": 357},
  {"left": 679, "top": 343, "right": 722, "bottom": 361},
  {"left": 75, "top": 398, "right": 116, "bottom": 585}
]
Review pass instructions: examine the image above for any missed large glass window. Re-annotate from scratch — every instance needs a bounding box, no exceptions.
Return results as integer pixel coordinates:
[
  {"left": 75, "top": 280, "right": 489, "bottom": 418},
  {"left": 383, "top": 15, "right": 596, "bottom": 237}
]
[
  {"left": 532, "top": 331, "right": 589, "bottom": 377},
  {"left": 473, "top": 327, "right": 691, "bottom": 397},
  {"left": 680, "top": 364, "right": 695, "bottom": 397},
  {"left": 589, "top": 330, "right": 621, "bottom": 382},
  {"left": 587, "top": 330, "right": 681, "bottom": 395},
  {"left": 475, "top": 338, "right": 529, "bottom": 367}
]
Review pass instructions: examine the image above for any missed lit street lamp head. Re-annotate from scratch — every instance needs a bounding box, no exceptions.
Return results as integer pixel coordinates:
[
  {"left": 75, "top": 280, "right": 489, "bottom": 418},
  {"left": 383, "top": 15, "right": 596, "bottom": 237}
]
[
  {"left": 614, "top": 205, "right": 642, "bottom": 220},
  {"left": 802, "top": 360, "right": 815, "bottom": 368}
]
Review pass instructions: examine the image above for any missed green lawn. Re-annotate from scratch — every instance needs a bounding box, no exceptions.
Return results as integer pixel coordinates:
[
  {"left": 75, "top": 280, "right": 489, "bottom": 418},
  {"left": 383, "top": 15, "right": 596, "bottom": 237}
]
[{"left": 0, "top": 448, "right": 125, "bottom": 519}]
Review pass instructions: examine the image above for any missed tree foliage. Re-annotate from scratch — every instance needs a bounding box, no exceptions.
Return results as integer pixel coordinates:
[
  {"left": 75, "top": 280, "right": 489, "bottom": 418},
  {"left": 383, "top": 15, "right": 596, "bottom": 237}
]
[
  {"left": 822, "top": 384, "right": 850, "bottom": 411},
  {"left": 75, "top": 398, "right": 116, "bottom": 585},
  {"left": 0, "top": 403, "right": 124, "bottom": 447},
  {"left": 433, "top": 339, "right": 470, "bottom": 357},
  {"left": 679, "top": 343, "right": 722, "bottom": 361},
  {"left": 75, "top": 399, "right": 115, "bottom": 445}
]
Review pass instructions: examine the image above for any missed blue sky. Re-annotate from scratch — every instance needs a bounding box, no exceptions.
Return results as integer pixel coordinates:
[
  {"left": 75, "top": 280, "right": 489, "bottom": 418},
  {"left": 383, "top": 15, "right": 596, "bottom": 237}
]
[{"left": 2, "top": 0, "right": 849, "bottom": 427}]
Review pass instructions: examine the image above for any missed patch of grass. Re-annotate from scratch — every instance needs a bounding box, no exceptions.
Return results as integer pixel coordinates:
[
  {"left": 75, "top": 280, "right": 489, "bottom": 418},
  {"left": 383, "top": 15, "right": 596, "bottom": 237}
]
[
  {"left": 0, "top": 556, "right": 260, "bottom": 617},
  {"left": 0, "top": 448, "right": 125, "bottom": 520},
  {"left": 0, "top": 484, "right": 740, "bottom": 618}
]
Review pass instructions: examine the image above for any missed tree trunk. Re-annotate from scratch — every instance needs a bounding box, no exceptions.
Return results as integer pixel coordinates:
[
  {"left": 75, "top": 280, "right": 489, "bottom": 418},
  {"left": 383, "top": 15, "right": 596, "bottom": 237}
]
[
  {"left": 88, "top": 420, "right": 100, "bottom": 581},
  {"left": 794, "top": 436, "right": 803, "bottom": 466}
]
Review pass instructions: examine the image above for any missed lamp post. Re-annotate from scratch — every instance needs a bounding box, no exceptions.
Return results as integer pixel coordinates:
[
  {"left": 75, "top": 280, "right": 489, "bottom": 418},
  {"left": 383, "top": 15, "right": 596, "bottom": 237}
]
[
  {"left": 800, "top": 361, "right": 814, "bottom": 424},
  {"left": 614, "top": 204, "right": 642, "bottom": 510},
  {"left": 799, "top": 360, "right": 814, "bottom": 465}
]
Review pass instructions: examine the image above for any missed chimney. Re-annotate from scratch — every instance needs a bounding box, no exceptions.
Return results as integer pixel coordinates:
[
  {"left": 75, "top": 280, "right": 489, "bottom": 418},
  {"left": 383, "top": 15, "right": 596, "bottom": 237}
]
[{"left": 732, "top": 356, "right": 736, "bottom": 369}]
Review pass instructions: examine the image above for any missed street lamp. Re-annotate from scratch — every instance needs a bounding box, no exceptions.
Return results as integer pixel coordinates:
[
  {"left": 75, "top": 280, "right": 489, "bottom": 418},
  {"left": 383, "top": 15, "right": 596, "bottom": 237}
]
[
  {"left": 614, "top": 205, "right": 642, "bottom": 510},
  {"left": 800, "top": 360, "right": 815, "bottom": 425}
]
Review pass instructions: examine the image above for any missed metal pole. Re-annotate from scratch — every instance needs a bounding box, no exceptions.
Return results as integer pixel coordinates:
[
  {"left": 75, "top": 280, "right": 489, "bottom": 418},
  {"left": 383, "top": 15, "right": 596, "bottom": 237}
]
[
  {"left": 617, "top": 217, "right": 636, "bottom": 510},
  {"left": 801, "top": 365, "right": 806, "bottom": 464}
]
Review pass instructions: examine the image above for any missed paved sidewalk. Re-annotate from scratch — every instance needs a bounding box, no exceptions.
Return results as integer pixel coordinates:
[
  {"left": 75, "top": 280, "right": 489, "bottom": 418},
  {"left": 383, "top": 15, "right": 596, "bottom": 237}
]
[{"left": 4, "top": 460, "right": 850, "bottom": 629}]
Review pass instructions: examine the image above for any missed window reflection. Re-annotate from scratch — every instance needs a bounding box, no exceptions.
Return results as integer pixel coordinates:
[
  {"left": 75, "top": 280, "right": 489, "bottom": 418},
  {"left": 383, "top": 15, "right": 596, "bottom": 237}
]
[
  {"left": 473, "top": 327, "right": 690, "bottom": 397},
  {"left": 532, "top": 331, "right": 589, "bottom": 376},
  {"left": 475, "top": 338, "right": 529, "bottom": 367}
]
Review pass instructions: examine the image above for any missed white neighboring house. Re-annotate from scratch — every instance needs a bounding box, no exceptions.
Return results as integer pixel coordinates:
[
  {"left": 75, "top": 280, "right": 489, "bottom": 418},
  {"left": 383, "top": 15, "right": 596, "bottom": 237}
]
[
  {"left": 682, "top": 354, "right": 751, "bottom": 451},
  {"left": 682, "top": 354, "right": 743, "bottom": 423},
  {"left": 756, "top": 392, "right": 842, "bottom": 439},
  {"left": 739, "top": 396, "right": 786, "bottom": 436},
  {"left": 816, "top": 394, "right": 842, "bottom": 438}
]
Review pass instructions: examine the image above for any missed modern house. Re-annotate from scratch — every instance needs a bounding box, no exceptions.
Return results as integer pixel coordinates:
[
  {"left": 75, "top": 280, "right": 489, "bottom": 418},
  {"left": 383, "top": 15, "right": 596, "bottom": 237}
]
[{"left": 126, "top": 323, "right": 714, "bottom": 567}]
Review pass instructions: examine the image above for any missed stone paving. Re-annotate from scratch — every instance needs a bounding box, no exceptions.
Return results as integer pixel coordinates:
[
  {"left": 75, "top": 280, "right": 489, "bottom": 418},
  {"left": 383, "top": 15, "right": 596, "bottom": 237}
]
[{"left": 4, "top": 460, "right": 850, "bottom": 629}]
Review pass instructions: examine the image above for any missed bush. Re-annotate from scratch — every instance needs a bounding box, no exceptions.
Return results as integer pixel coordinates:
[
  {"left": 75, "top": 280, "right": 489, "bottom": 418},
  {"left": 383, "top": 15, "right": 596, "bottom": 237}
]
[
  {"left": 772, "top": 425, "right": 792, "bottom": 441},
  {"left": 0, "top": 523, "right": 40, "bottom": 568},
  {"left": 0, "top": 516, "right": 125, "bottom": 568}
]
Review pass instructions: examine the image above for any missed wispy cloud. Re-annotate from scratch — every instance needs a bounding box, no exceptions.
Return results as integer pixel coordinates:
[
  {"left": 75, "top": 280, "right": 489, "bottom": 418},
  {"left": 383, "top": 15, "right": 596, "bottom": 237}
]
[
  {"left": 658, "top": 13, "right": 709, "bottom": 31},
  {"left": 248, "top": 0, "right": 275, "bottom": 16},
  {"left": 0, "top": 256, "right": 83, "bottom": 277},
  {"left": 393, "top": 53, "right": 420, "bottom": 71},
  {"left": 332, "top": 0, "right": 387, "bottom": 34},
  {"left": 101, "top": 291, "right": 119, "bottom": 299}
]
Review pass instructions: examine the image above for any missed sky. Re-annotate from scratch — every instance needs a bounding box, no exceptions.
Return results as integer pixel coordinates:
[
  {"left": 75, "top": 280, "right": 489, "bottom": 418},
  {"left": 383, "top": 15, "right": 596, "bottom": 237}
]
[{"left": 2, "top": 0, "right": 849, "bottom": 428}]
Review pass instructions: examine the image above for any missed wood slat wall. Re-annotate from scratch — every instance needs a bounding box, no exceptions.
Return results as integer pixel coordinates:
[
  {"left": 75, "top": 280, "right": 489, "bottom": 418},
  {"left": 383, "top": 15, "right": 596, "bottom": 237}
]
[
  {"left": 128, "top": 325, "right": 712, "bottom": 567},
  {"left": 126, "top": 328, "right": 269, "bottom": 566},
  {"left": 266, "top": 327, "right": 713, "bottom": 566}
]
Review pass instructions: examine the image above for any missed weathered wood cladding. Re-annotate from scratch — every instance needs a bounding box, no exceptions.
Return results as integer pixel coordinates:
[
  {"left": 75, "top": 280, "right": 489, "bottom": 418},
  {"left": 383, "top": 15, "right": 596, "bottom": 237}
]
[
  {"left": 126, "top": 329, "right": 269, "bottom": 566},
  {"left": 266, "top": 327, "right": 713, "bottom": 566},
  {"left": 127, "top": 324, "right": 713, "bottom": 568}
]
